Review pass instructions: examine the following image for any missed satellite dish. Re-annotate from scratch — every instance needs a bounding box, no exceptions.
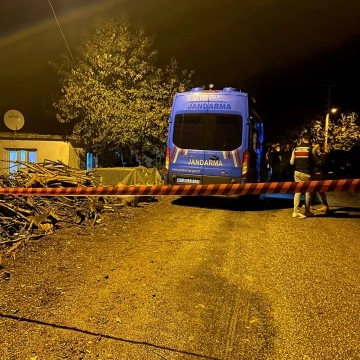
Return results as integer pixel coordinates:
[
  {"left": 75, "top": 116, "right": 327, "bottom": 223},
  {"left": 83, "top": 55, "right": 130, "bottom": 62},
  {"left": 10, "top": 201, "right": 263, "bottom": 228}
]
[{"left": 4, "top": 110, "right": 25, "bottom": 131}]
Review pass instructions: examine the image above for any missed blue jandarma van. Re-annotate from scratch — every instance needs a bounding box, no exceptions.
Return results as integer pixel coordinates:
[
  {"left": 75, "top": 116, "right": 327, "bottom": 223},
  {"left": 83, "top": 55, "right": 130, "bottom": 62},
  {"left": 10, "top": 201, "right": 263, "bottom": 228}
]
[{"left": 164, "top": 86, "right": 264, "bottom": 185}]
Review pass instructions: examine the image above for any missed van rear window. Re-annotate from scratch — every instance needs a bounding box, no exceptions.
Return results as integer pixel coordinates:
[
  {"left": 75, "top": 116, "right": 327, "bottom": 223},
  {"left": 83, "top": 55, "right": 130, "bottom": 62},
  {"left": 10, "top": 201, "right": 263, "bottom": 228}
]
[{"left": 173, "top": 113, "right": 242, "bottom": 151}]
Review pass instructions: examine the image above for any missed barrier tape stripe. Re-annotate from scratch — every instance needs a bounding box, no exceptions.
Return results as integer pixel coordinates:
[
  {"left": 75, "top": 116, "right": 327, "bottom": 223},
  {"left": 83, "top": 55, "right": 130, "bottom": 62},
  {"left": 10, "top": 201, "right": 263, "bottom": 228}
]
[
  {"left": 275, "top": 182, "right": 285, "bottom": 194},
  {"left": 338, "top": 180, "right": 347, "bottom": 191},
  {"left": 215, "top": 183, "right": 225, "bottom": 196},
  {"left": 309, "top": 181, "right": 318, "bottom": 193},
  {"left": 0, "top": 179, "right": 359, "bottom": 197},
  {"left": 350, "top": 179, "right": 360, "bottom": 192},
  {"left": 250, "top": 184, "right": 263, "bottom": 195},
  {"left": 170, "top": 185, "right": 178, "bottom": 195},
  {"left": 230, "top": 184, "right": 240, "bottom": 196},
  {"left": 192, "top": 185, "right": 200, "bottom": 196},
  {"left": 281, "top": 182, "right": 292, "bottom": 194},
  {"left": 348, "top": 179, "right": 360, "bottom": 191},
  {"left": 149, "top": 186, "right": 157, "bottom": 196},
  {"left": 299, "top": 182, "right": 308, "bottom": 193},
  {"left": 294, "top": 182, "right": 302, "bottom": 193},
  {"left": 320, "top": 180, "right": 331, "bottom": 193},
  {"left": 327, "top": 182, "right": 338, "bottom": 192},
  {"left": 204, "top": 184, "right": 214, "bottom": 196},
  {"left": 244, "top": 183, "right": 255, "bottom": 196},
  {"left": 268, "top": 182, "right": 278, "bottom": 194},
  {"left": 254, "top": 182, "right": 265, "bottom": 195},
  {"left": 343, "top": 179, "right": 351, "bottom": 190},
  {"left": 333, "top": 180, "right": 344, "bottom": 192},
  {"left": 338, "top": 179, "right": 347, "bottom": 192},
  {"left": 269, "top": 183, "right": 279, "bottom": 195}
]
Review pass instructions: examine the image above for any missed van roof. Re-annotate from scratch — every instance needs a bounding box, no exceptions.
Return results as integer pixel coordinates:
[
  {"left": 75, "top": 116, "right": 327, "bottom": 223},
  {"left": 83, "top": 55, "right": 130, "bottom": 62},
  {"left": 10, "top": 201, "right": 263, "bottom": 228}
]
[{"left": 177, "top": 87, "right": 248, "bottom": 97}]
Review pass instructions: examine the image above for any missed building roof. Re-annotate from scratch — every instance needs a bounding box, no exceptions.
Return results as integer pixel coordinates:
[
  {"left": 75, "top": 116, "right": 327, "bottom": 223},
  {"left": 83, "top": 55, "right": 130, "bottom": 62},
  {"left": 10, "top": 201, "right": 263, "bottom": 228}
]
[{"left": 0, "top": 132, "right": 83, "bottom": 147}]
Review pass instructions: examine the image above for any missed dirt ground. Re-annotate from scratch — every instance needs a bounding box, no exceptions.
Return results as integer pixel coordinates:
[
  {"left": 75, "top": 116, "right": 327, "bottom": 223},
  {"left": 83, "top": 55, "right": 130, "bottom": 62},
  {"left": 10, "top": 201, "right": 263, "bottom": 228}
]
[
  {"left": 0, "top": 197, "right": 185, "bottom": 360},
  {"left": 2, "top": 192, "right": 360, "bottom": 360}
]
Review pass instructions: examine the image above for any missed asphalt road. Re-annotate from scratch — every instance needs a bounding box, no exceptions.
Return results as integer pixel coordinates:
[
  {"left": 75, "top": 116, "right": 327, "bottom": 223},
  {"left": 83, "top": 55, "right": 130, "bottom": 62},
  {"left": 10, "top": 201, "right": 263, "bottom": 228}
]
[{"left": 0, "top": 191, "right": 359, "bottom": 359}]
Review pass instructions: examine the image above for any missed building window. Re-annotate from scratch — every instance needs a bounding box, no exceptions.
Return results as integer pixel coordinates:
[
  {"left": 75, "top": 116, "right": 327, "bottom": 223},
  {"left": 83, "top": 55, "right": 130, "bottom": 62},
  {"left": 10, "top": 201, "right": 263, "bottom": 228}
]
[
  {"left": 5, "top": 149, "right": 37, "bottom": 173},
  {"left": 86, "top": 152, "right": 98, "bottom": 170}
]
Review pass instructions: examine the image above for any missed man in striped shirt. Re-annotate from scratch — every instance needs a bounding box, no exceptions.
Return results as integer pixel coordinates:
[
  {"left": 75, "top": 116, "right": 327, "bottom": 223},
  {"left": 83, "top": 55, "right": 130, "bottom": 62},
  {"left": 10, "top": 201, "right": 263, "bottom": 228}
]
[{"left": 290, "top": 134, "right": 314, "bottom": 218}]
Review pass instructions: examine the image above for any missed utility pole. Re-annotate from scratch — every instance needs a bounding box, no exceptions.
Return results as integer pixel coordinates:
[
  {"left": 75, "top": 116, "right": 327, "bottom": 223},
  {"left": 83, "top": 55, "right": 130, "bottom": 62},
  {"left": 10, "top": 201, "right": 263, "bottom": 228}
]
[
  {"left": 324, "top": 85, "right": 336, "bottom": 113},
  {"left": 323, "top": 85, "right": 337, "bottom": 152}
]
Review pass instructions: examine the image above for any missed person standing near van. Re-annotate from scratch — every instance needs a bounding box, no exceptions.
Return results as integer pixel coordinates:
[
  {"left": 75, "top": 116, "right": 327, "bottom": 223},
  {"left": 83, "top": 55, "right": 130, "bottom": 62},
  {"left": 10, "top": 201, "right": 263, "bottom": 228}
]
[
  {"left": 271, "top": 143, "right": 281, "bottom": 181},
  {"left": 279, "top": 142, "right": 293, "bottom": 181},
  {"left": 290, "top": 134, "right": 313, "bottom": 218},
  {"left": 312, "top": 142, "right": 330, "bottom": 213},
  {"left": 265, "top": 146, "right": 273, "bottom": 181}
]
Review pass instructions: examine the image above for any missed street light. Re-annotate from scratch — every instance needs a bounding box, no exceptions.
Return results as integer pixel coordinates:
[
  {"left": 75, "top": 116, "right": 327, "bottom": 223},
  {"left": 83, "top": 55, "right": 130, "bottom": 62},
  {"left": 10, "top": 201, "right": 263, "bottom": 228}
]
[{"left": 324, "top": 108, "right": 337, "bottom": 152}]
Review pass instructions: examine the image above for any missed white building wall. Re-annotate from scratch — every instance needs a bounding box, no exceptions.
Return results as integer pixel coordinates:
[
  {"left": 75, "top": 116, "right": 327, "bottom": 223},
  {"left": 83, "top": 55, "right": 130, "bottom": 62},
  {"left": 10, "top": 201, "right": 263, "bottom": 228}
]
[
  {"left": 0, "top": 133, "right": 85, "bottom": 174},
  {"left": 69, "top": 146, "right": 85, "bottom": 169}
]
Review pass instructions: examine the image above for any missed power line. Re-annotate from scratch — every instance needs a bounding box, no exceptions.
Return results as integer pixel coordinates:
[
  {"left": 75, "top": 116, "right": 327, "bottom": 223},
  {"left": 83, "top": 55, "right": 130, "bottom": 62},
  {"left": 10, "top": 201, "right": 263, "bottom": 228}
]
[{"left": 47, "top": 0, "right": 76, "bottom": 66}]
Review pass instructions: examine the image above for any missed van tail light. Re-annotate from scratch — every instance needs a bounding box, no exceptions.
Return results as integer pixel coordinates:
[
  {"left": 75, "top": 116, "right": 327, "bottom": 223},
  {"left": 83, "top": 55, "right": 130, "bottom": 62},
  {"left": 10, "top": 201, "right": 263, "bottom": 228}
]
[
  {"left": 164, "top": 147, "right": 170, "bottom": 174},
  {"left": 241, "top": 150, "right": 249, "bottom": 181}
]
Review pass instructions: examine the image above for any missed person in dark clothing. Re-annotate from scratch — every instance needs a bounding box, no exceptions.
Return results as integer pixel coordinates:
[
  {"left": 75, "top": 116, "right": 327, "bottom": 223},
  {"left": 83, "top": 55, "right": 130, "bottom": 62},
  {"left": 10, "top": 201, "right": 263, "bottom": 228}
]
[
  {"left": 271, "top": 143, "right": 281, "bottom": 181},
  {"left": 290, "top": 134, "right": 313, "bottom": 218},
  {"left": 265, "top": 145, "right": 273, "bottom": 181},
  {"left": 279, "top": 143, "right": 293, "bottom": 181},
  {"left": 312, "top": 142, "right": 329, "bottom": 213}
]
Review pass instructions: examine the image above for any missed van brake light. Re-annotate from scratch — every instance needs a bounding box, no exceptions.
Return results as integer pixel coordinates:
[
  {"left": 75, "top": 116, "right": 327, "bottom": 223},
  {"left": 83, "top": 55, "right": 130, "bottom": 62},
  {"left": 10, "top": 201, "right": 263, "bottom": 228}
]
[
  {"left": 242, "top": 150, "right": 249, "bottom": 180},
  {"left": 164, "top": 147, "right": 170, "bottom": 174}
]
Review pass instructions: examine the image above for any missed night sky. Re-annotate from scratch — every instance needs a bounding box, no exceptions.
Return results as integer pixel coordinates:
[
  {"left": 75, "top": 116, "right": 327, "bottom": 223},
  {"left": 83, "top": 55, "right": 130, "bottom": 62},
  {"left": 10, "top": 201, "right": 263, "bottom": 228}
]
[{"left": 1, "top": 0, "right": 360, "bottom": 141}]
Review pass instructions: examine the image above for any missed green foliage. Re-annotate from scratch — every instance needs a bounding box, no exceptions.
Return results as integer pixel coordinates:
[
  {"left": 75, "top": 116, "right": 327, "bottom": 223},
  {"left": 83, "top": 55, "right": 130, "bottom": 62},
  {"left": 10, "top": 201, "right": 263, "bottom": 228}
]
[
  {"left": 328, "top": 113, "right": 360, "bottom": 150},
  {"left": 288, "top": 112, "right": 360, "bottom": 150},
  {"left": 51, "top": 16, "right": 193, "bottom": 161}
]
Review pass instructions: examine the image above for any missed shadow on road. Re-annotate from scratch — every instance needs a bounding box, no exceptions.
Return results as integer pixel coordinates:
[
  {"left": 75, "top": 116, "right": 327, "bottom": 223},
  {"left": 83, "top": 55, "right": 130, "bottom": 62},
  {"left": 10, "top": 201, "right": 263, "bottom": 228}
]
[
  {"left": 332, "top": 206, "right": 360, "bottom": 213},
  {"left": 171, "top": 194, "right": 294, "bottom": 211},
  {"left": 0, "top": 313, "right": 219, "bottom": 360},
  {"left": 327, "top": 207, "right": 360, "bottom": 219},
  {"left": 172, "top": 196, "right": 360, "bottom": 217}
]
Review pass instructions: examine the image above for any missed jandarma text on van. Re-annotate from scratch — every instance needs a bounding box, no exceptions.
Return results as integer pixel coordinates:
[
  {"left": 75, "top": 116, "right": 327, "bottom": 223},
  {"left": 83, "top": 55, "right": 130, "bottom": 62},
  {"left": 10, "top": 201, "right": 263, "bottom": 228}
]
[
  {"left": 188, "top": 159, "right": 223, "bottom": 166},
  {"left": 187, "top": 103, "right": 231, "bottom": 110}
]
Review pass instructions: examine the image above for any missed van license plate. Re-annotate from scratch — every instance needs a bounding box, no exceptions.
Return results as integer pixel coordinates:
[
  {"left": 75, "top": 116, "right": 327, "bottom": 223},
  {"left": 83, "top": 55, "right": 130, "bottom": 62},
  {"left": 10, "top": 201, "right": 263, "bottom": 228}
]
[{"left": 177, "top": 178, "right": 200, "bottom": 184}]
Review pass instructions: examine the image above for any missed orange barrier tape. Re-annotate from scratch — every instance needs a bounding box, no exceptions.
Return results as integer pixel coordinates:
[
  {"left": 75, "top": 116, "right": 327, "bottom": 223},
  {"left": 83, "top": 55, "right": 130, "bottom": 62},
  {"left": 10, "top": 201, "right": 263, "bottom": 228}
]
[{"left": 0, "top": 179, "right": 359, "bottom": 197}]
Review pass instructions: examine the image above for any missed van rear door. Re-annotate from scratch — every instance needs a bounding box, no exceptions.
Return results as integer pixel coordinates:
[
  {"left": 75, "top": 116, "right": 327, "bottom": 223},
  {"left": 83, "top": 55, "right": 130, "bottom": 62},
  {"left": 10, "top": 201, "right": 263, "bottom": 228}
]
[
  {"left": 169, "top": 94, "right": 209, "bottom": 184},
  {"left": 202, "top": 93, "right": 246, "bottom": 181},
  {"left": 170, "top": 113, "right": 205, "bottom": 184},
  {"left": 202, "top": 112, "right": 243, "bottom": 180}
]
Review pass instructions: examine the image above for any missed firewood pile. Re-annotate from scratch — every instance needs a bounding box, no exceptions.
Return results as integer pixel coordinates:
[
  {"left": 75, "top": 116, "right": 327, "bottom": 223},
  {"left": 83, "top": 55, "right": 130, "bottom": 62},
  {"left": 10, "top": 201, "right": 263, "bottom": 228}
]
[{"left": 0, "top": 160, "right": 112, "bottom": 256}]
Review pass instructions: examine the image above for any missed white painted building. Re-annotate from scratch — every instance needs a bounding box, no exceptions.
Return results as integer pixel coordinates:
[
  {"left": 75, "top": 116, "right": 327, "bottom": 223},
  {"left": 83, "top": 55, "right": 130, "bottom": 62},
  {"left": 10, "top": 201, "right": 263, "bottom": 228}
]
[{"left": 0, "top": 132, "right": 85, "bottom": 174}]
